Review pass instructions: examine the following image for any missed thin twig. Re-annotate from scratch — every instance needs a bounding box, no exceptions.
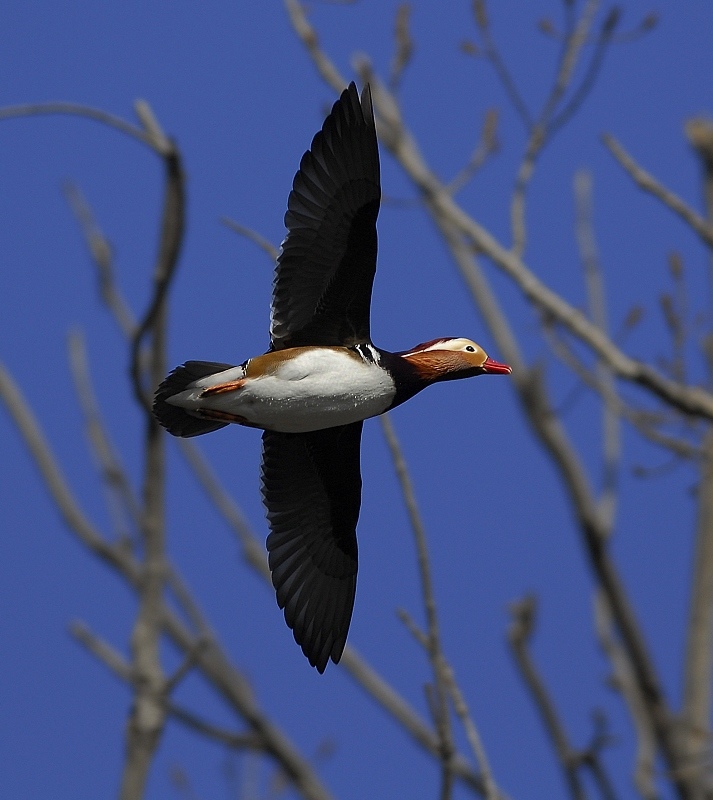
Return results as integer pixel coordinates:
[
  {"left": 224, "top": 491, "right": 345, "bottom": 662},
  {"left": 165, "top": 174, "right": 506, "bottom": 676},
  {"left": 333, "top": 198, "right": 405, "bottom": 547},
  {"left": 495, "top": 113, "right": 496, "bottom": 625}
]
[
  {"left": 129, "top": 143, "right": 185, "bottom": 412},
  {"left": 284, "top": 0, "right": 347, "bottom": 93},
  {"left": 594, "top": 592, "right": 658, "bottom": 800},
  {"left": 179, "top": 431, "right": 490, "bottom": 794},
  {"left": 0, "top": 362, "right": 334, "bottom": 800},
  {"left": 177, "top": 439, "right": 270, "bottom": 580},
  {"left": 471, "top": 1, "right": 532, "bottom": 129},
  {"left": 602, "top": 133, "right": 713, "bottom": 251},
  {"left": 380, "top": 414, "right": 457, "bottom": 800},
  {"left": 221, "top": 217, "right": 279, "bottom": 263},
  {"left": 508, "top": 597, "right": 587, "bottom": 800},
  {"left": 68, "top": 329, "right": 142, "bottom": 543},
  {"left": 447, "top": 108, "right": 500, "bottom": 196},
  {"left": 574, "top": 169, "right": 620, "bottom": 532},
  {"left": 548, "top": 8, "right": 619, "bottom": 138},
  {"left": 168, "top": 704, "right": 265, "bottom": 751},
  {"left": 511, "top": 0, "right": 602, "bottom": 257},
  {"left": 71, "top": 619, "right": 134, "bottom": 681},
  {"left": 441, "top": 651, "right": 501, "bottom": 800},
  {"left": 361, "top": 72, "right": 713, "bottom": 421},
  {"left": 389, "top": 3, "right": 413, "bottom": 93},
  {"left": 0, "top": 362, "right": 142, "bottom": 583},
  {"left": 64, "top": 183, "right": 137, "bottom": 339},
  {"left": 71, "top": 621, "right": 267, "bottom": 753},
  {"left": 0, "top": 102, "right": 156, "bottom": 149},
  {"left": 544, "top": 324, "right": 702, "bottom": 462}
]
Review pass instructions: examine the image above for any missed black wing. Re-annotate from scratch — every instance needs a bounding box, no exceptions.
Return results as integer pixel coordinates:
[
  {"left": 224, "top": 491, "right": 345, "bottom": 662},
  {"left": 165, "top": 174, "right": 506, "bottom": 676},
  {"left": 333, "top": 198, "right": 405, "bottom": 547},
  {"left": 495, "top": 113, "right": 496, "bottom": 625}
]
[
  {"left": 270, "top": 83, "right": 380, "bottom": 350},
  {"left": 261, "top": 423, "right": 362, "bottom": 672}
]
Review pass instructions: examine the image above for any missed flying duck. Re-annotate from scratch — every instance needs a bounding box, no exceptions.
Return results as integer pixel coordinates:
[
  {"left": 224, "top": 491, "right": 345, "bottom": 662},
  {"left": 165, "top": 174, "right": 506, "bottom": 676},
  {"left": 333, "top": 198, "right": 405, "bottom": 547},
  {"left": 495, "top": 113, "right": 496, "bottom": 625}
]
[{"left": 153, "top": 83, "right": 511, "bottom": 672}]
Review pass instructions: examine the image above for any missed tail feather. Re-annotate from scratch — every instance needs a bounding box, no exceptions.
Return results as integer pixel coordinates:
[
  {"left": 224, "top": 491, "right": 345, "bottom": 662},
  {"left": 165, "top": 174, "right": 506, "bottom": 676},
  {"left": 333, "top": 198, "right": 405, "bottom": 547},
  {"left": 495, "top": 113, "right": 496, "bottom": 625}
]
[{"left": 153, "top": 360, "right": 234, "bottom": 438}]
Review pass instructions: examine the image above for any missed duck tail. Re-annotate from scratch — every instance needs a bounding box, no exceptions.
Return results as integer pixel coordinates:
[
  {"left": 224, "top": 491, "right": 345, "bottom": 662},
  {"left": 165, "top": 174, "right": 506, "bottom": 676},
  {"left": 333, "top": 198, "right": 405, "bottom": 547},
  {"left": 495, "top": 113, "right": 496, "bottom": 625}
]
[{"left": 153, "top": 360, "right": 234, "bottom": 438}]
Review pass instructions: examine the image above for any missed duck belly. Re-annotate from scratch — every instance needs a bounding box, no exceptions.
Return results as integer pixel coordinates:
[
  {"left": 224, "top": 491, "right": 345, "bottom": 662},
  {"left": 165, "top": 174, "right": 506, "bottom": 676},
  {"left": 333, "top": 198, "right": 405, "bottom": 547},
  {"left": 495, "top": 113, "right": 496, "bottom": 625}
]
[{"left": 170, "top": 348, "right": 397, "bottom": 433}]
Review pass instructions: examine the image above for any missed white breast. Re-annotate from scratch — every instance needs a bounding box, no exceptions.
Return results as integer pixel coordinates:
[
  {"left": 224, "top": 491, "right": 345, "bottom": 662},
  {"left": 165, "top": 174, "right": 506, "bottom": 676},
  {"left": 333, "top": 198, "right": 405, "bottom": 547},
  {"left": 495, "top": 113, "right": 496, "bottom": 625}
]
[{"left": 180, "top": 349, "right": 396, "bottom": 433}]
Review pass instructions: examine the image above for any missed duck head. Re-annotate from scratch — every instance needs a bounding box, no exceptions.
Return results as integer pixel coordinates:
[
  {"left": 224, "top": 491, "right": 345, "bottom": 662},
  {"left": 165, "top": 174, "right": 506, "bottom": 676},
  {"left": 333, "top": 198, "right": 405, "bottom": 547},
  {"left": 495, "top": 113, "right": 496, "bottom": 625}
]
[{"left": 398, "top": 337, "right": 512, "bottom": 383}]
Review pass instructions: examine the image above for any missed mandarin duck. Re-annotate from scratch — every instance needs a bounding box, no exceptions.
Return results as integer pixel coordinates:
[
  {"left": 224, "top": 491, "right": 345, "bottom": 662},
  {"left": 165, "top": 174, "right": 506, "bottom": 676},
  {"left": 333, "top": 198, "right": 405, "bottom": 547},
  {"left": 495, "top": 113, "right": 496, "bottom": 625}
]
[{"left": 153, "top": 83, "right": 511, "bottom": 672}]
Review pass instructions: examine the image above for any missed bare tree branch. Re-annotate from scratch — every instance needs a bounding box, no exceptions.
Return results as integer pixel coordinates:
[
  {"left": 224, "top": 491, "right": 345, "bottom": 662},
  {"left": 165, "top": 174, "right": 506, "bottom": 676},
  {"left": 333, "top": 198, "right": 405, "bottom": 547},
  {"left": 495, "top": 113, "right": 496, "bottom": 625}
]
[
  {"left": 129, "top": 134, "right": 185, "bottom": 413},
  {"left": 0, "top": 102, "right": 157, "bottom": 149},
  {"left": 594, "top": 592, "right": 658, "bottom": 800},
  {"left": 179, "top": 430, "right": 491, "bottom": 795},
  {"left": 354, "top": 68, "right": 713, "bottom": 421},
  {"left": 682, "top": 116, "right": 713, "bottom": 788},
  {"left": 508, "top": 596, "right": 588, "bottom": 800},
  {"left": 471, "top": 0, "right": 532, "bottom": 130},
  {"left": 511, "top": 0, "right": 603, "bottom": 256},
  {"left": 602, "top": 133, "right": 713, "bottom": 251},
  {"left": 64, "top": 184, "right": 137, "bottom": 339},
  {"left": 447, "top": 108, "right": 500, "bottom": 196},
  {"left": 380, "top": 413, "right": 457, "bottom": 800},
  {"left": 221, "top": 217, "right": 280, "bottom": 263},
  {"left": 574, "top": 169, "right": 620, "bottom": 532},
  {"left": 0, "top": 362, "right": 142, "bottom": 583},
  {"left": 389, "top": 3, "right": 413, "bottom": 93},
  {"left": 177, "top": 431, "right": 491, "bottom": 793},
  {"left": 544, "top": 324, "right": 702, "bottom": 462},
  {"left": 0, "top": 361, "right": 335, "bottom": 800}
]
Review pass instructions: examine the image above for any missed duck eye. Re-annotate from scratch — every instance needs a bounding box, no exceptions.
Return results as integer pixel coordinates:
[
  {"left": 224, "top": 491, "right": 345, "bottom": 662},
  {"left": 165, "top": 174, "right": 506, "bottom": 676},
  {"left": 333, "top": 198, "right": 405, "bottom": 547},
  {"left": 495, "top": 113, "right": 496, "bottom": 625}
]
[{"left": 465, "top": 345, "right": 475, "bottom": 352}]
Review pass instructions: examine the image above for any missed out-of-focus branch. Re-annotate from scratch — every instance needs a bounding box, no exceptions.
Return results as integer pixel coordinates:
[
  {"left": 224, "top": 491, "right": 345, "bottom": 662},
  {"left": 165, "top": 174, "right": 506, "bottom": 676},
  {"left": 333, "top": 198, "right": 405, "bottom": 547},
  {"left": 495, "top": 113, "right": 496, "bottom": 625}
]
[
  {"left": 682, "top": 117, "right": 713, "bottom": 787},
  {"left": 285, "top": 0, "right": 347, "bottom": 92},
  {"left": 547, "top": 8, "right": 619, "bottom": 140},
  {"left": 282, "top": 27, "right": 700, "bottom": 793},
  {"left": 687, "top": 118, "right": 713, "bottom": 294},
  {"left": 120, "top": 100, "right": 182, "bottom": 799},
  {"left": 339, "top": 646, "right": 486, "bottom": 794},
  {"left": 177, "top": 439, "right": 270, "bottom": 580},
  {"left": 68, "top": 329, "right": 142, "bottom": 542},
  {"left": 65, "top": 183, "right": 137, "bottom": 339},
  {"left": 129, "top": 122, "right": 185, "bottom": 412},
  {"left": 594, "top": 592, "right": 657, "bottom": 800},
  {"left": 447, "top": 108, "right": 500, "bottom": 196},
  {"left": 178, "top": 437, "right": 489, "bottom": 794},
  {"left": 574, "top": 169, "right": 620, "bottom": 531},
  {"left": 508, "top": 596, "right": 588, "bottom": 800},
  {"left": 357, "top": 69, "right": 713, "bottom": 422},
  {"left": 221, "top": 217, "right": 280, "bottom": 263},
  {"left": 0, "top": 363, "right": 334, "bottom": 800},
  {"left": 544, "top": 324, "right": 702, "bottom": 462},
  {"left": 603, "top": 133, "right": 713, "bottom": 251},
  {"left": 389, "top": 3, "right": 413, "bottom": 93},
  {"left": 380, "top": 414, "right": 457, "bottom": 800},
  {"left": 0, "top": 362, "right": 142, "bottom": 584},
  {"left": 71, "top": 621, "right": 269, "bottom": 753},
  {"left": 0, "top": 102, "right": 157, "bottom": 149},
  {"left": 471, "top": 0, "right": 532, "bottom": 129},
  {"left": 71, "top": 619, "right": 134, "bottom": 681},
  {"left": 511, "top": 0, "right": 603, "bottom": 257}
]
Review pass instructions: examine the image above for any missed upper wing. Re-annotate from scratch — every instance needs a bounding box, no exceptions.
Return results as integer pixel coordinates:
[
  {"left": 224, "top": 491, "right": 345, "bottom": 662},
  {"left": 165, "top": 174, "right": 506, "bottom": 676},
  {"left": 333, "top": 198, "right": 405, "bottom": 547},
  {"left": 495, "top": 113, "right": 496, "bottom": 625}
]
[
  {"left": 261, "top": 423, "right": 362, "bottom": 672},
  {"left": 270, "top": 83, "right": 381, "bottom": 350}
]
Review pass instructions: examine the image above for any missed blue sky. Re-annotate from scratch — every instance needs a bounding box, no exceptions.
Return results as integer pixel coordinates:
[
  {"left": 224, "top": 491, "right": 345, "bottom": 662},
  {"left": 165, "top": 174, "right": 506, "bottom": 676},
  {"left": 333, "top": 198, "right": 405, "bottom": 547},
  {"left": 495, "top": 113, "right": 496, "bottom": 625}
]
[{"left": 2, "top": 2, "right": 713, "bottom": 799}]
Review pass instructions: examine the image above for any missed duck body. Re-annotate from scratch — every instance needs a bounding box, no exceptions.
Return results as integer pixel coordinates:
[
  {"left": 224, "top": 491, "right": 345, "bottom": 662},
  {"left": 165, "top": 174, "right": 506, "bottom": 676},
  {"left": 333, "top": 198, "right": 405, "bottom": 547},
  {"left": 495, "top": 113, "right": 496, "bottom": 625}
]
[
  {"left": 158, "top": 337, "right": 509, "bottom": 435},
  {"left": 162, "top": 345, "right": 396, "bottom": 434},
  {"left": 153, "top": 83, "right": 511, "bottom": 672}
]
